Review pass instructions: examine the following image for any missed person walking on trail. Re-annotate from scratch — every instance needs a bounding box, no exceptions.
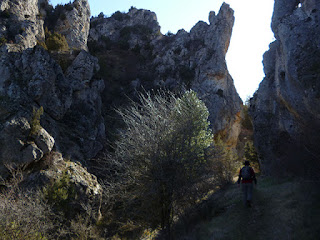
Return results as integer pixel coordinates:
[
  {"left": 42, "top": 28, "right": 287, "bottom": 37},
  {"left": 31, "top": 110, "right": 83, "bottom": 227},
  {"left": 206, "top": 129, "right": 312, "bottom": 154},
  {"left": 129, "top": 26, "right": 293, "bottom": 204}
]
[{"left": 237, "top": 160, "right": 257, "bottom": 207}]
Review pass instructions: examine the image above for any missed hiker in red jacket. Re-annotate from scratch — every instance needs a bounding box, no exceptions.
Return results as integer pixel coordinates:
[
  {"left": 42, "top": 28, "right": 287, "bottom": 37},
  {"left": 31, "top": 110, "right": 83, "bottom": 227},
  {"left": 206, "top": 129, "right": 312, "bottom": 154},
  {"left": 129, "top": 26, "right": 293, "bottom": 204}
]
[{"left": 237, "top": 160, "right": 257, "bottom": 207}]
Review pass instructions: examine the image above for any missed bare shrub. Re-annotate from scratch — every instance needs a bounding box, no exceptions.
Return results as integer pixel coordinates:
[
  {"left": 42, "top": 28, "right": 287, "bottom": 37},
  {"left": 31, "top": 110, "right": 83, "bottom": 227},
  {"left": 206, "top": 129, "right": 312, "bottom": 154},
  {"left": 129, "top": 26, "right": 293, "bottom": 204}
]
[
  {"left": 0, "top": 190, "right": 57, "bottom": 239},
  {"left": 94, "top": 90, "right": 237, "bottom": 238}
]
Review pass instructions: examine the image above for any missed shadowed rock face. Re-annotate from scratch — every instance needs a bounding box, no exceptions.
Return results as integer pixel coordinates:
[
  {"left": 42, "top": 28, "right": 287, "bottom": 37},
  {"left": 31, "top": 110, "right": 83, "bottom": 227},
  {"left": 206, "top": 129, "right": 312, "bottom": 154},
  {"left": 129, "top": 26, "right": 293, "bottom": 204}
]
[{"left": 250, "top": 0, "right": 320, "bottom": 176}]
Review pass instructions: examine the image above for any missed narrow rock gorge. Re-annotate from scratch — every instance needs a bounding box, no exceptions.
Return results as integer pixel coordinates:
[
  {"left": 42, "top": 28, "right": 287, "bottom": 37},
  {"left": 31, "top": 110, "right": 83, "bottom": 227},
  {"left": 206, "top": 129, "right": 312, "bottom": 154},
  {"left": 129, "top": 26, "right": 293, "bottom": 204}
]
[{"left": 250, "top": 0, "right": 320, "bottom": 177}]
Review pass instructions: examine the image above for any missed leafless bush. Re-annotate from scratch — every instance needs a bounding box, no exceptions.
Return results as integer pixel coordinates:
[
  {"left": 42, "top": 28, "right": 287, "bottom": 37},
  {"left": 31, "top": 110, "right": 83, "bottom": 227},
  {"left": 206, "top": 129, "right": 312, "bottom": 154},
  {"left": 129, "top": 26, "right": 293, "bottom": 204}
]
[{"left": 0, "top": 189, "right": 58, "bottom": 239}]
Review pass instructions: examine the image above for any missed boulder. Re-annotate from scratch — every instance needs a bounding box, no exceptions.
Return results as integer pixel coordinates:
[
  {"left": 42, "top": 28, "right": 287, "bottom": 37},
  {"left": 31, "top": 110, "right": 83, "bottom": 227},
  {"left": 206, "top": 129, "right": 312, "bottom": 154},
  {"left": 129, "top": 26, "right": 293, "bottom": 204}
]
[
  {"left": 0, "top": 117, "right": 54, "bottom": 178},
  {"left": 23, "top": 153, "right": 102, "bottom": 222}
]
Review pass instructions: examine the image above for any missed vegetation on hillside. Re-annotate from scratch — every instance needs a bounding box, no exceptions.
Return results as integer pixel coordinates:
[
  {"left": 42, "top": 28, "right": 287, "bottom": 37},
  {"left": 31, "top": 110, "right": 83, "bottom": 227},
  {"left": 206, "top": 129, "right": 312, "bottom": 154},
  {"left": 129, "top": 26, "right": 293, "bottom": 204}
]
[{"left": 39, "top": 28, "right": 69, "bottom": 52}]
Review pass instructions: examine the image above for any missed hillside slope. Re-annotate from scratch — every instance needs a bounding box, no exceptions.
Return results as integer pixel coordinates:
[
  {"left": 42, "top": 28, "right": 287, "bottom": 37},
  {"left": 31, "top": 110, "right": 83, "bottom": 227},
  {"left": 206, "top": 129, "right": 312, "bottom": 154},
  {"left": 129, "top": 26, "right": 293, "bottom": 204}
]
[{"left": 175, "top": 177, "right": 320, "bottom": 240}]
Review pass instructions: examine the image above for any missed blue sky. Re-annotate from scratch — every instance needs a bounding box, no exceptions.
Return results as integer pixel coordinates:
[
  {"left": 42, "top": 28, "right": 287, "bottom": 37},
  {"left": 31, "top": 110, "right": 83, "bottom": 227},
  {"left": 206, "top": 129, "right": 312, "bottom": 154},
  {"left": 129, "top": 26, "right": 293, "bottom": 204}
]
[{"left": 50, "top": 0, "right": 275, "bottom": 101}]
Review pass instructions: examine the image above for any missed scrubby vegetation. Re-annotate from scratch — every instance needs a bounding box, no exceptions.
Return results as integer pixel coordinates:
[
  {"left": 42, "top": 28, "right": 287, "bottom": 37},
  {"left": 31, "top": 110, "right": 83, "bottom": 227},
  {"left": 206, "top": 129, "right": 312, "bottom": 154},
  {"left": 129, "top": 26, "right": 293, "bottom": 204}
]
[
  {"left": 43, "top": 2, "right": 71, "bottom": 31},
  {"left": 0, "top": 190, "right": 54, "bottom": 240},
  {"left": 30, "top": 106, "right": 44, "bottom": 137},
  {"left": 111, "top": 11, "right": 130, "bottom": 21},
  {"left": 0, "top": 36, "right": 7, "bottom": 46},
  {"left": 43, "top": 170, "right": 76, "bottom": 216},
  {"left": 44, "top": 29, "right": 69, "bottom": 52},
  {"left": 91, "top": 90, "right": 237, "bottom": 238}
]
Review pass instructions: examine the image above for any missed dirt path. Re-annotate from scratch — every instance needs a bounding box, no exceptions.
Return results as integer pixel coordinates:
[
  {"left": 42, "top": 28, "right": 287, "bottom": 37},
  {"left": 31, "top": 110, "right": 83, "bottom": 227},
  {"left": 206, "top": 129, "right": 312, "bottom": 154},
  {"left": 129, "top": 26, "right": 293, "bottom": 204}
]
[{"left": 182, "top": 177, "right": 320, "bottom": 240}]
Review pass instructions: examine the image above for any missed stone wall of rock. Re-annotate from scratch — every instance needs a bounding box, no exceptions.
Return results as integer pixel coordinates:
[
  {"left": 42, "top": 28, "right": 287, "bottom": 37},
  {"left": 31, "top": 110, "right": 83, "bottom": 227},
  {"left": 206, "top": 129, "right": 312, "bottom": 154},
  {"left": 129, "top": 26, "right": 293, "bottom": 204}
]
[{"left": 250, "top": 0, "right": 320, "bottom": 176}]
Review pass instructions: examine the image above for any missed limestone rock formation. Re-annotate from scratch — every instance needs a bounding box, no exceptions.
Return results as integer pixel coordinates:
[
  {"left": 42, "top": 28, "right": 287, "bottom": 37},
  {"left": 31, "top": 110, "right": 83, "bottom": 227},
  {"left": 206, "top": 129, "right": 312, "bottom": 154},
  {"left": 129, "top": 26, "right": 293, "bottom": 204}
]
[
  {"left": 54, "top": 0, "right": 91, "bottom": 50},
  {"left": 250, "top": 0, "right": 320, "bottom": 176},
  {"left": 23, "top": 152, "right": 102, "bottom": 221},
  {"left": 0, "top": 0, "right": 45, "bottom": 51},
  {"left": 0, "top": 46, "right": 105, "bottom": 164},
  {"left": 89, "top": 3, "right": 242, "bottom": 146},
  {"left": 0, "top": 117, "right": 53, "bottom": 178}
]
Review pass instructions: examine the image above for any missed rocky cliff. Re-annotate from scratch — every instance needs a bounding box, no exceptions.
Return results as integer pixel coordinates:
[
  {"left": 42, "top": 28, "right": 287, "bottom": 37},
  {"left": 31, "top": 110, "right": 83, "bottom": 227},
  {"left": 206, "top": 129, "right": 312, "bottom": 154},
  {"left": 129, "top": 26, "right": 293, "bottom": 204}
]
[
  {"left": 250, "top": 0, "right": 320, "bottom": 176},
  {"left": 0, "top": 1, "right": 104, "bottom": 219},
  {"left": 89, "top": 3, "right": 242, "bottom": 146}
]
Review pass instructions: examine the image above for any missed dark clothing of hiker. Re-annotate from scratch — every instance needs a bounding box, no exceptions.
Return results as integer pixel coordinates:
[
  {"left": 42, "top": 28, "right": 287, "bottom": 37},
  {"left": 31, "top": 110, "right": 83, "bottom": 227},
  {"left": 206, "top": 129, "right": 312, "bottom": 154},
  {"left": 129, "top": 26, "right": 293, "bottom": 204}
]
[{"left": 237, "top": 161, "right": 257, "bottom": 207}]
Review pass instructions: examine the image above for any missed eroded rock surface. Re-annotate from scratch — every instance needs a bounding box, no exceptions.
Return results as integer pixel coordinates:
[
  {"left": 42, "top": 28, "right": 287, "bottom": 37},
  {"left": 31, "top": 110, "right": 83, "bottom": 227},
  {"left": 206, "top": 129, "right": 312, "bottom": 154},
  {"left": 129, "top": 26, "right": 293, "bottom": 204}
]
[
  {"left": 250, "top": 0, "right": 320, "bottom": 176},
  {"left": 0, "top": 0, "right": 45, "bottom": 51},
  {"left": 54, "top": 0, "right": 91, "bottom": 50}
]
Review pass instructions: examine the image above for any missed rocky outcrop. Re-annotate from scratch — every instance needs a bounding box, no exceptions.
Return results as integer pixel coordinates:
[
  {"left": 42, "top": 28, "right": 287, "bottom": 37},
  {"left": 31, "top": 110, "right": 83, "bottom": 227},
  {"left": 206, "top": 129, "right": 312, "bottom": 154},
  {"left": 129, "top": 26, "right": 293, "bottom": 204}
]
[
  {"left": 0, "top": 45, "right": 105, "bottom": 163},
  {"left": 0, "top": 0, "right": 45, "bottom": 51},
  {"left": 0, "top": 116, "right": 102, "bottom": 221},
  {"left": 22, "top": 152, "right": 102, "bottom": 221},
  {"left": 89, "top": 7, "right": 160, "bottom": 45},
  {"left": 54, "top": 0, "right": 91, "bottom": 50},
  {"left": 0, "top": 117, "right": 54, "bottom": 178},
  {"left": 250, "top": 0, "right": 320, "bottom": 176},
  {"left": 89, "top": 3, "right": 242, "bottom": 146}
]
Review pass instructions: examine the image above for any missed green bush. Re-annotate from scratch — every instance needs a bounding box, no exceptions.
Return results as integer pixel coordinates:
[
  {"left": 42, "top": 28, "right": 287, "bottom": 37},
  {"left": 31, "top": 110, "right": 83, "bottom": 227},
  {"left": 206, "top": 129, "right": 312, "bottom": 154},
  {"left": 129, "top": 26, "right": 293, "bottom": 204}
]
[
  {"left": 30, "top": 106, "right": 44, "bottom": 137},
  {"left": 241, "top": 103, "right": 253, "bottom": 130},
  {"left": 244, "top": 141, "right": 259, "bottom": 168},
  {"left": 0, "top": 36, "right": 7, "bottom": 46},
  {"left": 100, "top": 90, "right": 224, "bottom": 236},
  {"left": 112, "top": 11, "right": 129, "bottom": 21},
  {"left": 65, "top": 3, "right": 74, "bottom": 11},
  {"left": 36, "top": 40, "right": 48, "bottom": 50},
  {"left": 42, "top": 170, "right": 76, "bottom": 215},
  {"left": 45, "top": 29, "right": 69, "bottom": 52}
]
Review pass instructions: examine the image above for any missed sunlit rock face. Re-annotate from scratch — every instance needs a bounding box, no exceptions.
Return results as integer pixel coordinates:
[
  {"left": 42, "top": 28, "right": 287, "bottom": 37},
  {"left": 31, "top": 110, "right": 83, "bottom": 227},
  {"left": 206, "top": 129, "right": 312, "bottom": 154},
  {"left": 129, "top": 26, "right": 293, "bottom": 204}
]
[
  {"left": 89, "top": 3, "right": 242, "bottom": 146},
  {"left": 54, "top": 0, "right": 91, "bottom": 50},
  {"left": 250, "top": 0, "right": 320, "bottom": 176},
  {"left": 0, "top": 0, "right": 45, "bottom": 51}
]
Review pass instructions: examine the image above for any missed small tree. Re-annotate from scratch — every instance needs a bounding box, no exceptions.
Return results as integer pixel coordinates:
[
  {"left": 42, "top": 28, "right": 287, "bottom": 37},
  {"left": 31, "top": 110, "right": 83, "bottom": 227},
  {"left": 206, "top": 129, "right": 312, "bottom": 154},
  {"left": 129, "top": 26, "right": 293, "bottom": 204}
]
[
  {"left": 211, "top": 136, "right": 238, "bottom": 185},
  {"left": 30, "top": 106, "right": 44, "bottom": 136},
  {"left": 244, "top": 141, "right": 259, "bottom": 169},
  {"left": 45, "top": 28, "right": 69, "bottom": 52},
  {"left": 241, "top": 97, "right": 253, "bottom": 130}
]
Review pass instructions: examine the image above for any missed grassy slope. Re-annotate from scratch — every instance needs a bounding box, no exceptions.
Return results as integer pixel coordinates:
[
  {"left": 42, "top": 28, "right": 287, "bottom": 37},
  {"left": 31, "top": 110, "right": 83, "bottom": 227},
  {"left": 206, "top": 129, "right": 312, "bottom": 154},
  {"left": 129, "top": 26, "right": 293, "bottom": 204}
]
[{"left": 178, "top": 177, "right": 320, "bottom": 240}]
